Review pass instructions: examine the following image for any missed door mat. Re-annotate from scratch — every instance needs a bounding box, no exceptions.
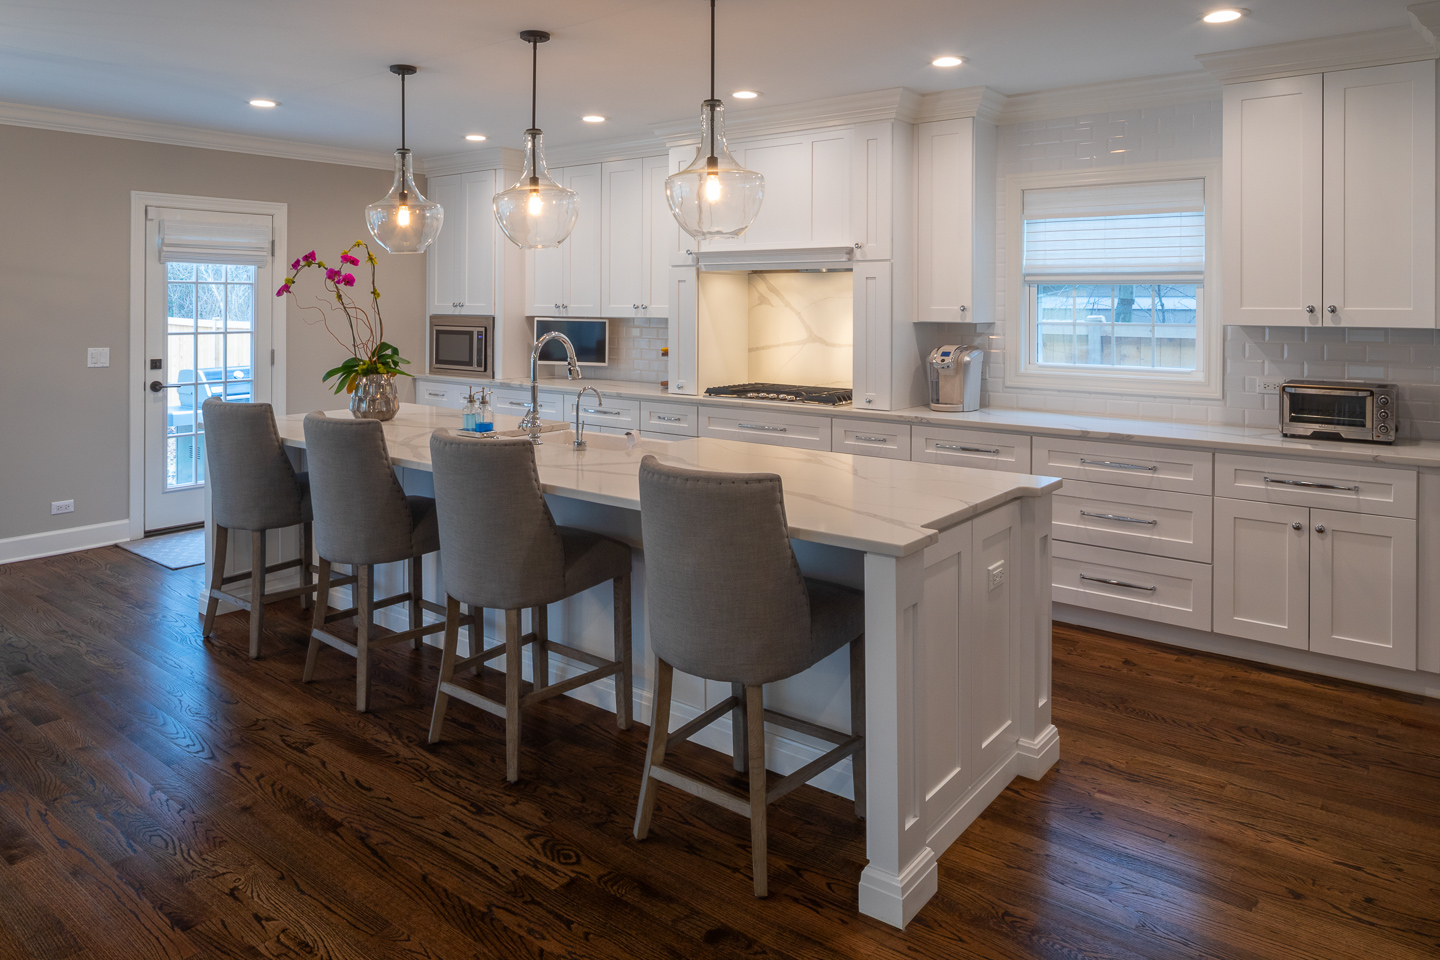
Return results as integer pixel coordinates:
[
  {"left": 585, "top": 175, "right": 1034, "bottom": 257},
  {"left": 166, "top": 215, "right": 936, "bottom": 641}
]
[{"left": 120, "top": 528, "right": 206, "bottom": 569}]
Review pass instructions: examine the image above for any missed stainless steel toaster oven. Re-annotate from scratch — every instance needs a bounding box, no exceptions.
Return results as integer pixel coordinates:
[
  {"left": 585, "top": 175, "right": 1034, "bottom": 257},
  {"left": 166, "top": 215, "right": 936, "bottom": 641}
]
[{"left": 1279, "top": 380, "right": 1398, "bottom": 443}]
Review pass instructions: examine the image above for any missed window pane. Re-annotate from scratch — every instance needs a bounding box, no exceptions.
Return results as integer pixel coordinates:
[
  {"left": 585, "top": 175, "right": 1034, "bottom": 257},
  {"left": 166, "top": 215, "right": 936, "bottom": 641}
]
[
  {"left": 167, "top": 262, "right": 196, "bottom": 281},
  {"left": 198, "top": 263, "right": 226, "bottom": 282},
  {"left": 227, "top": 284, "right": 254, "bottom": 332},
  {"left": 227, "top": 264, "right": 256, "bottom": 282},
  {"left": 226, "top": 333, "right": 252, "bottom": 371},
  {"left": 168, "top": 335, "right": 195, "bottom": 381},
  {"left": 167, "top": 283, "right": 195, "bottom": 330},
  {"left": 1032, "top": 282, "right": 1198, "bottom": 374},
  {"left": 198, "top": 284, "right": 225, "bottom": 330}
]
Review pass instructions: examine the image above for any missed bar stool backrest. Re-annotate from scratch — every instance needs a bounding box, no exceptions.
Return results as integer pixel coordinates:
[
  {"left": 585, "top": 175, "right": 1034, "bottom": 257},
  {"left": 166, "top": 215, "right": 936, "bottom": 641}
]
[
  {"left": 303, "top": 412, "right": 415, "bottom": 566},
  {"left": 637, "top": 455, "right": 811, "bottom": 685},
  {"left": 203, "top": 398, "right": 305, "bottom": 531},
  {"left": 429, "top": 431, "right": 566, "bottom": 610}
]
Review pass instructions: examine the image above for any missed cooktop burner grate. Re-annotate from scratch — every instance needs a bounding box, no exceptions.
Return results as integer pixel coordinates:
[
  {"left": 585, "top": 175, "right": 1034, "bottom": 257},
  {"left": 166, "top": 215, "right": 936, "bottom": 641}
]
[{"left": 704, "top": 383, "right": 853, "bottom": 405}]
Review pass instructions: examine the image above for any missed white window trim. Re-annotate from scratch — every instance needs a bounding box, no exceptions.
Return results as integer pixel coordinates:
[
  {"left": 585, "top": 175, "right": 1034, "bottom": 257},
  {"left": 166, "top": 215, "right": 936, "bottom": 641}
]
[
  {"left": 127, "top": 191, "right": 288, "bottom": 541},
  {"left": 1003, "top": 160, "right": 1223, "bottom": 399}
]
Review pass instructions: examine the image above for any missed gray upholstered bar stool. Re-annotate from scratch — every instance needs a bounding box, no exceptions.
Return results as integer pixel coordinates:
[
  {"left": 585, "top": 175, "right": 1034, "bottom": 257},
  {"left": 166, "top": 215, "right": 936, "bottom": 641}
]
[
  {"left": 201, "top": 398, "right": 335, "bottom": 659},
  {"left": 633, "top": 454, "right": 866, "bottom": 898},
  {"left": 428, "top": 430, "right": 634, "bottom": 783},
  {"left": 302, "top": 412, "right": 464, "bottom": 712}
]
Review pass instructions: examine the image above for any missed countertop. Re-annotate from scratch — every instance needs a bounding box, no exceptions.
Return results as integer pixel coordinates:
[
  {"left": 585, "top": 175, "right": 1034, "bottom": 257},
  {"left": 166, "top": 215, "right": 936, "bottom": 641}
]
[
  {"left": 276, "top": 405, "right": 1062, "bottom": 558},
  {"left": 416, "top": 373, "right": 1440, "bottom": 469}
]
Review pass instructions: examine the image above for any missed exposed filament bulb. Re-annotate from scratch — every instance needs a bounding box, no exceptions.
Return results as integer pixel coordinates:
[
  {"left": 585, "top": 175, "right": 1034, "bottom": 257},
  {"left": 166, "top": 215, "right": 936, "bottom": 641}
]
[
  {"left": 396, "top": 205, "right": 411, "bottom": 227},
  {"left": 528, "top": 190, "right": 544, "bottom": 216}
]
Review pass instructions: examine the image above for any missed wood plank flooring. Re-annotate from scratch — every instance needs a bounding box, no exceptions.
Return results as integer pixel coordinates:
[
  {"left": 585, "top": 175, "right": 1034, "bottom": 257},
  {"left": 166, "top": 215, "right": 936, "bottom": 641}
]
[{"left": 0, "top": 545, "right": 1437, "bottom": 959}]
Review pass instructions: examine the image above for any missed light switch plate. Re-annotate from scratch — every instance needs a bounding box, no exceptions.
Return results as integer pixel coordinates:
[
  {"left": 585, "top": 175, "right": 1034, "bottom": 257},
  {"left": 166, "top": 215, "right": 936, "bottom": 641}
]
[{"left": 87, "top": 348, "right": 109, "bottom": 368}]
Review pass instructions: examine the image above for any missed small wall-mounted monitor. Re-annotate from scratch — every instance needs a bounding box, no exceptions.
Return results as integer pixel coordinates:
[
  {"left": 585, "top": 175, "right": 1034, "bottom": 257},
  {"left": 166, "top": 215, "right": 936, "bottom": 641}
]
[{"left": 532, "top": 317, "right": 608, "bottom": 366}]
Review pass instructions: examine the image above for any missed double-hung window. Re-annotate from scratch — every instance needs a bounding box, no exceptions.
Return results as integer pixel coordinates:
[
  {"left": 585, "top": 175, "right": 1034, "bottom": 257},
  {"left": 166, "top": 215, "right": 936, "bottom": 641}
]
[{"left": 1006, "top": 165, "right": 1221, "bottom": 398}]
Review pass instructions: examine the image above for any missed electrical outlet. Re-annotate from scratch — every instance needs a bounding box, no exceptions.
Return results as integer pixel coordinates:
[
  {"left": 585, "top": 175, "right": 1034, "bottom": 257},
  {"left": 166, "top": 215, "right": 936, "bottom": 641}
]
[
  {"left": 51, "top": 500, "right": 74, "bottom": 515},
  {"left": 987, "top": 560, "right": 1006, "bottom": 591},
  {"left": 86, "top": 348, "right": 109, "bottom": 368},
  {"left": 1258, "top": 378, "right": 1285, "bottom": 394}
]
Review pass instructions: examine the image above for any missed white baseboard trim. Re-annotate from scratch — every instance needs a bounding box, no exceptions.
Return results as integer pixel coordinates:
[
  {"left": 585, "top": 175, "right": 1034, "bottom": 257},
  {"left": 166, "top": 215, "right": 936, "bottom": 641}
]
[{"left": 0, "top": 519, "right": 132, "bottom": 565}]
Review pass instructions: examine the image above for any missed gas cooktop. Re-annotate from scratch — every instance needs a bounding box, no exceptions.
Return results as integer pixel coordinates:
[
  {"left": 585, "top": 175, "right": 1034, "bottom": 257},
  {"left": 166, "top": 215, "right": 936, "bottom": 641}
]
[{"left": 704, "top": 383, "right": 853, "bottom": 406}]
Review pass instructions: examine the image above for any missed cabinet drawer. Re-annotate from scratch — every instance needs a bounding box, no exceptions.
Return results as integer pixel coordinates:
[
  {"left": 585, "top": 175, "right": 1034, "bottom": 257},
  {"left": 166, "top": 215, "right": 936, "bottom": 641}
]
[
  {"left": 491, "top": 387, "right": 565, "bottom": 421},
  {"left": 911, "top": 425, "right": 1031, "bottom": 472},
  {"left": 1215, "top": 454, "right": 1416, "bottom": 518},
  {"left": 567, "top": 394, "right": 639, "bottom": 431},
  {"left": 698, "top": 406, "right": 831, "bottom": 451},
  {"left": 641, "top": 400, "right": 699, "bottom": 437},
  {"left": 415, "top": 380, "right": 464, "bottom": 409},
  {"left": 1033, "top": 437, "right": 1212, "bottom": 494},
  {"left": 832, "top": 419, "right": 910, "bottom": 460},
  {"left": 1052, "top": 481, "right": 1213, "bottom": 563},
  {"left": 1052, "top": 541, "right": 1213, "bottom": 631}
]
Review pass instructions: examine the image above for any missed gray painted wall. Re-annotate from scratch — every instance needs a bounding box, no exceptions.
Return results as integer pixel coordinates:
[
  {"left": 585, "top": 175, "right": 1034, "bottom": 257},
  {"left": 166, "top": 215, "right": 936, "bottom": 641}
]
[{"left": 0, "top": 123, "right": 428, "bottom": 543}]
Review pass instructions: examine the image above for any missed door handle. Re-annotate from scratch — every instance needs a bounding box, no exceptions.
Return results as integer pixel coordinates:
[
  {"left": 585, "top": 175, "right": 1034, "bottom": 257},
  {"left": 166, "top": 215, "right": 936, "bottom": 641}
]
[
  {"left": 1080, "top": 458, "right": 1157, "bottom": 472},
  {"left": 149, "top": 380, "right": 164, "bottom": 393},
  {"left": 1080, "top": 574, "right": 1157, "bottom": 592},
  {"left": 1079, "top": 510, "right": 1157, "bottom": 526},
  {"left": 1263, "top": 476, "right": 1359, "bottom": 492}
]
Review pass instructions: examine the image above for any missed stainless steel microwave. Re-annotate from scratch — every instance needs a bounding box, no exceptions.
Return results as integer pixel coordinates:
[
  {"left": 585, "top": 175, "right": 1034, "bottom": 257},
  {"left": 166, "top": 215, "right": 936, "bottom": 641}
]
[
  {"left": 1280, "top": 379, "right": 1398, "bottom": 443},
  {"left": 429, "top": 316, "right": 493, "bottom": 378}
]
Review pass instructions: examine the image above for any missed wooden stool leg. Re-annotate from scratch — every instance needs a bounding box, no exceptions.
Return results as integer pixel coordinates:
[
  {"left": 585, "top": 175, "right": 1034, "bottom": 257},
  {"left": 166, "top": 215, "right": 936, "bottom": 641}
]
[
  {"left": 299, "top": 521, "right": 314, "bottom": 611},
  {"left": 304, "top": 559, "right": 331, "bottom": 682},
  {"left": 249, "top": 530, "right": 267, "bottom": 659},
  {"left": 747, "top": 684, "right": 769, "bottom": 898},
  {"left": 429, "top": 596, "right": 462, "bottom": 744},
  {"left": 409, "top": 555, "right": 423, "bottom": 650},
  {"left": 533, "top": 605, "right": 549, "bottom": 690},
  {"left": 850, "top": 634, "right": 866, "bottom": 820},
  {"left": 633, "top": 659, "right": 674, "bottom": 840},
  {"left": 356, "top": 565, "right": 374, "bottom": 712},
  {"left": 731, "top": 681, "right": 748, "bottom": 774},
  {"left": 613, "top": 572, "right": 633, "bottom": 730},
  {"left": 504, "top": 609, "right": 523, "bottom": 782},
  {"left": 202, "top": 525, "right": 228, "bottom": 637}
]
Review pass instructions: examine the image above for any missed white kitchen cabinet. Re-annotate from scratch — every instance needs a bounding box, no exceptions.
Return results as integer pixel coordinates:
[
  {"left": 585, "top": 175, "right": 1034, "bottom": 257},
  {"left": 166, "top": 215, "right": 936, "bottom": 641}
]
[
  {"left": 526, "top": 163, "right": 603, "bottom": 316},
  {"left": 1052, "top": 540, "right": 1213, "bottom": 631},
  {"left": 427, "top": 174, "right": 462, "bottom": 314},
  {"left": 852, "top": 261, "right": 892, "bottom": 409},
  {"left": 915, "top": 117, "right": 996, "bottom": 323},
  {"left": 1213, "top": 497, "right": 1417, "bottom": 669},
  {"left": 600, "top": 156, "right": 673, "bottom": 318},
  {"left": 1052, "top": 481, "right": 1213, "bottom": 564},
  {"left": 1222, "top": 60, "right": 1436, "bottom": 328},
  {"left": 910, "top": 425, "right": 1031, "bottom": 473},
  {"left": 426, "top": 170, "right": 503, "bottom": 316},
  {"left": 697, "top": 404, "right": 831, "bottom": 451},
  {"left": 831, "top": 418, "right": 910, "bottom": 460}
]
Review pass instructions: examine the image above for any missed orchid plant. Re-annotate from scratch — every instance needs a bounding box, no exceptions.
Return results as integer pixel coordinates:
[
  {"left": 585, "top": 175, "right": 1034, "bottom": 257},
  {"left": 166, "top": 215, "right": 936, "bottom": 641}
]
[{"left": 276, "top": 240, "right": 411, "bottom": 394}]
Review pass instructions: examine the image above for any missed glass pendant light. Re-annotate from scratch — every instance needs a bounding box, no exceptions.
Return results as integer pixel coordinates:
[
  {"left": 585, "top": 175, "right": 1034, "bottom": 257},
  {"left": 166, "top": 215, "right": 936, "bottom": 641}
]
[
  {"left": 666, "top": 0, "right": 764, "bottom": 240},
  {"left": 494, "top": 31, "right": 579, "bottom": 249},
  {"left": 366, "top": 65, "right": 444, "bottom": 254}
]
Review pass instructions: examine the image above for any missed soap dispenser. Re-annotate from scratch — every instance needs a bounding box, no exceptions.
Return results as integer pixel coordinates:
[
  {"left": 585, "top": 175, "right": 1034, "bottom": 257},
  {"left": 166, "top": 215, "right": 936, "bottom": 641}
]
[
  {"left": 476, "top": 388, "right": 493, "bottom": 433},
  {"left": 461, "top": 388, "right": 480, "bottom": 432}
]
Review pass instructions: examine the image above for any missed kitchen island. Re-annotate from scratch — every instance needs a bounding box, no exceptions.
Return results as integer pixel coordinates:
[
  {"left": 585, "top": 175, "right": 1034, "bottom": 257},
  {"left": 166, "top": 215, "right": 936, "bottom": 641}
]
[{"left": 237, "top": 403, "right": 1061, "bottom": 928}]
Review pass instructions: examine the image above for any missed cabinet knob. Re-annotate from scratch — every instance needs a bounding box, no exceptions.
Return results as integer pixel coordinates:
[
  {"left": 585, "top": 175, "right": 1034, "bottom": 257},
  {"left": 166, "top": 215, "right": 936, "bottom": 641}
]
[
  {"left": 854, "top": 242, "right": 862, "bottom": 249},
  {"left": 1305, "top": 305, "right": 1315, "bottom": 314},
  {"left": 959, "top": 305, "right": 967, "bottom": 313},
  {"left": 641, "top": 303, "right": 647, "bottom": 310},
  {"left": 1326, "top": 305, "right": 1337, "bottom": 314},
  {"left": 1315, "top": 524, "right": 1326, "bottom": 534},
  {"left": 1291, "top": 521, "right": 1303, "bottom": 530},
  {"left": 633, "top": 303, "right": 639, "bottom": 310}
]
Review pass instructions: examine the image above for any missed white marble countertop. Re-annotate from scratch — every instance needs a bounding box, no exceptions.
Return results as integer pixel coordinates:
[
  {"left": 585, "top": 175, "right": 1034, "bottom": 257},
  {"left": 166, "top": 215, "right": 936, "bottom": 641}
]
[
  {"left": 415, "top": 372, "right": 1440, "bottom": 468},
  {"left": 276, "top": 404, "right": 1062, "bottom": 557}
]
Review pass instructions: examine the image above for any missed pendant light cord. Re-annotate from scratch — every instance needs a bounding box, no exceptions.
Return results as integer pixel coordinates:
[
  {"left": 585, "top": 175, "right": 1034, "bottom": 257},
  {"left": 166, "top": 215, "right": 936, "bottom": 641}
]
[
  {"left": 399, "top": 71, "right": 406, "bottom": 150},
  {"left": 708, "top": 0, "right": 717, "bottom": 163},
  {"left": 531, "top": 38, "right": 539, "bottom": 130}
]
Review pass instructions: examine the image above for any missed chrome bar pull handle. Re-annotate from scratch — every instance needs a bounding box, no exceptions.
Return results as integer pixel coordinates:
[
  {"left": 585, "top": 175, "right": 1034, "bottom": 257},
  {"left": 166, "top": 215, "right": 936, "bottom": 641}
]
[
  {"left": 1263, "top": 476, "right": 1359, "bottom": 492},
  {"left": 1080, "top": 458, "right": 1157, "bottom": 472},
  {"left": 654, "top": 415, "right": 682, "bottom": 423},
  {"left": 1079, "top": 510, "right": 1157, "bottom": 526},
  {"left": 738, "top": 422, "right": 787, "bottom": 433},
  {"left": 1080, "top": 574, "right": 1157, "bottom": 592},
  {"left": 582, "top": 407, "right": 621, "bottom": 416},
  {"left": 855, "top": 435, "right": 890, "bottom": 443},
  {"left": 936, "top": 443, "right": 1000, "bottom": 455}
]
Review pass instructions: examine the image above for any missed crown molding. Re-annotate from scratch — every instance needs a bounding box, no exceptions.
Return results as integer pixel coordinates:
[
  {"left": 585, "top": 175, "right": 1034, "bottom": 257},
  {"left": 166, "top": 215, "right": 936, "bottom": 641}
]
[
  {"left": 423, "top": 145, "right": 527, "bottom": 178},
  {"left": 1196, "top": 26, "right": 1437, "bottom": 84},
  {"left": 0, "top": 99, "right": 401, "bottom": 170},
  {"left": 994, "top": 72, "right": 1220, "bottom": 124},
  {"left": 1411, "top": 2, "right": 1440, "bottom": 46},
  {"left": 654, "top": 87, "right": 913, "bottom": 144},
  {"left": 541, "top": 134, "right": 669, "bottom": 168},
  {"left": 906, "top": 86, "right": 1007, "bottom": 124}
]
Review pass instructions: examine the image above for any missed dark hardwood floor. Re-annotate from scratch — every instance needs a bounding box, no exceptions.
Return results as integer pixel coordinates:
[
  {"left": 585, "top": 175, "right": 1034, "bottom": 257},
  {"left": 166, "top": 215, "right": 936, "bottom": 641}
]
[{"left": 0, "top": 545, "right": 1437, "bottom": 959}]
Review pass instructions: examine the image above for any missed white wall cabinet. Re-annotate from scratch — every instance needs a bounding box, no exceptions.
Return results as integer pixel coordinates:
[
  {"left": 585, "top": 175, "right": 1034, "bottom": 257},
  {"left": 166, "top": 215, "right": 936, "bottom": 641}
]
[
  {"left": 526, "top": 163, "right": 603, "bottom": 316},
  {"left": 600, "top": 156, "right": 673, "bottom": 318},
  {"left": 1213, "top": 497, "right": 1417, "bottom": 669},
  {"left": 915, "top": 117, "right": 996, "bottom": 323},
  {"left": 1222, "top": 60, "right": 1436, "bottom": 328},
  {"left": 426, "top": 170, "right": 502, "bottom": 315}
]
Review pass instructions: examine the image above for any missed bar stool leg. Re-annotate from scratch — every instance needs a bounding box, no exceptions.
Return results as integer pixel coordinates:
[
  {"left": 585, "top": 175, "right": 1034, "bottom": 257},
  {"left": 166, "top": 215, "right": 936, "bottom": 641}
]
[
  {"left": 533, "top": 605, "right": 549, "bottom": 690},
  {"left": 504, "top": 608, "right": 523, "bottom": 782},
  {"left": 731, "top": 682, "right": 748, "bottom": 774},
  {"left": 613, "top": 571, "right": 632, "bottom": 730},
  {"left": 633, "top": 659, "right": 674, "bottom": 840},
  {"left": 409, "top": 555, "right": 423, "bottom": 650},
  {"left": 746, "top": 684, "right": 768, "bottom": 898},
  {"left": 299, "top": 521, "right": 314, "bottom": 611},
  {"left": 249, "top": 530, "right": 267, "bottom": 659},
  {"left": 850, "top": 634, "right": 866, "bottom": 819},
  {"left": 429, "top": 596, "right": 462, "bottom": 743},
  {"left": 356, "top": 565, "right": 374, "bottom": 713},
  {"left": 202, "top": 525, "right": 229, "bottom": 637},
  {"left": 304, "top": 560, "right": 332, "bottom": 682}
]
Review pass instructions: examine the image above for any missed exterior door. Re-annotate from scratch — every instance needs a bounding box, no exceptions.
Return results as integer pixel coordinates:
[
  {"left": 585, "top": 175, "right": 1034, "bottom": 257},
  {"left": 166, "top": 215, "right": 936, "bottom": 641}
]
[
  {"left": 1308, "top": 509, "right": 1417, "bottom": 669},
  {"left": 143, "top": 207, "right": 273, "bottom": 532},
  {"left": 1212, "top": 497, "right": 1309, "bottom": 648}
]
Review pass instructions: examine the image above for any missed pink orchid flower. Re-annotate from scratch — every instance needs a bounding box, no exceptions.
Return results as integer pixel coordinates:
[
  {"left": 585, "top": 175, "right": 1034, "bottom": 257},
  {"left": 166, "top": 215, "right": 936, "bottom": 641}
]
[
  {"left": 340, "top": 253, "right": 360, "bottom": 266},
  {"left": 289, "top": 257, "right": 302, "bottom": 271},
  {"left": 325, "top": 267, "right": 341, "bottom": 282},
  {"left": 302, "top": 250, "right": 318, "bottom": 263},
  {"left": 276, "top": 282, "right": 291, "bottom": 297},
  {"left": 341, "top": 273, "right": 357, "bottom": 287}
]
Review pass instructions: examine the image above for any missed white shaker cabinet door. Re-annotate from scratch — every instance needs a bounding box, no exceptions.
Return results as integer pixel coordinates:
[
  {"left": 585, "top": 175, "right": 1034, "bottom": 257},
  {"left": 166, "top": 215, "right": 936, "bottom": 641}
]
[
  {"left": 916, "top": 118, "right": 975, "bottom": 322},
  {"left": 457, "top": 169, "right": 498, "bottom": 314},
  {"left": 527, "top": 164, "right": 568, "bottom": 316},
  {"left": 644, "top": 155, "right": 674, "bottom": 316},
  {"left": 1321, "top": 61, "right": 1436, "bottom": 328},
  {"left": 852, "top": 261, "right": 892, "bottom": 410},
  {"left": 1213, "top": 497, "right": 1309, "bottom": 649},
  {"left": 600, "top": 158, "right": 645, "bottom": 318},
  {"left": 563, "top": 163, "right": 604, "bottom": 315},
  {"left": 426, "top": 174, "right": 463, "bottom": 313},
  {"left": 1221, "top": 75, "right": 1323, "bottom": 327},
  {"left": 1308, "top": 510, "right": 1417, "bottom": 669}
]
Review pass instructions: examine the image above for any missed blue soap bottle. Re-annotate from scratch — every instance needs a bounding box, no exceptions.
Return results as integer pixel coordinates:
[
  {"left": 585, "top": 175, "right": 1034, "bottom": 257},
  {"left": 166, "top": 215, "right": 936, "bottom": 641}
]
[{"left": 461, "top": 388, "right": 480, "bottom": 432}]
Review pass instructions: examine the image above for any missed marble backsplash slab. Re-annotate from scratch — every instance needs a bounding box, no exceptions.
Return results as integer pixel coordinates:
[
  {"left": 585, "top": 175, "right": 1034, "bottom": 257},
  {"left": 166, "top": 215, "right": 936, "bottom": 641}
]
[{"left": 747, "top": 271, "right": 853, "bottom": 387}]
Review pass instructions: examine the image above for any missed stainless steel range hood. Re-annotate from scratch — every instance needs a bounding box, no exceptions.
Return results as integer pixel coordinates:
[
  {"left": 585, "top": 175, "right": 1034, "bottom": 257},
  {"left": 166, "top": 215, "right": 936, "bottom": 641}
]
[{"left": 688, "top": 244, "right": 858, "bottom": 272}]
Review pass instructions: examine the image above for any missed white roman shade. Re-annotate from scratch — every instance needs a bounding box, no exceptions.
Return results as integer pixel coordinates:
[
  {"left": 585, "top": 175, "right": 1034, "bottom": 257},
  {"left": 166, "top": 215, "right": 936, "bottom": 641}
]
[
  {"left": 1022, "top": 178, "right": 1205, "bottom": 280},
  {"left": 158, "top": 219, "right": 271, "bottom": 266}
]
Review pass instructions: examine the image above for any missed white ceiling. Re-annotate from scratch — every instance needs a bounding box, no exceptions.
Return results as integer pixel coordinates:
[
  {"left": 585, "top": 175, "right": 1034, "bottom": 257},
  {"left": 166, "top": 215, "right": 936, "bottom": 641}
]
[{"left": 0, "top": 0, "right": 1422, "bottom": 159}]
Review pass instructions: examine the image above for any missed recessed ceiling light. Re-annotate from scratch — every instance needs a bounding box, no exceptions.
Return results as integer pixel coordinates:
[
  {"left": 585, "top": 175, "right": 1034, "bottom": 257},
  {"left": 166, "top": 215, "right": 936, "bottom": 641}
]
[
  {"left": 732, "top": 90, "right": 759, "bottom": 99},
  {"left": 1203, "top": 8, "right": 1245, "bottom": 23},
  {"left": 582, "top": 115, "right": 606, "bottom": 123},
  {"left": 249, "top": 99, "right": 278, "bottom": 108},
  {"left": 931, "top": 56, "right": 963, "bottom": 67},
  {"left": 465, "top": 134, "right": 487, "bottom": 141}
]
